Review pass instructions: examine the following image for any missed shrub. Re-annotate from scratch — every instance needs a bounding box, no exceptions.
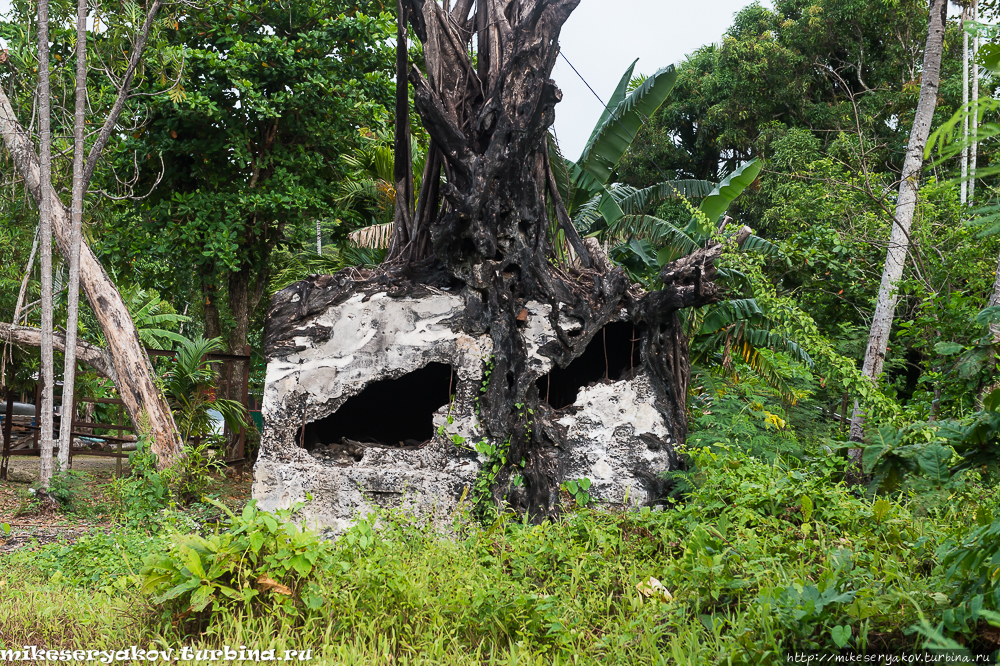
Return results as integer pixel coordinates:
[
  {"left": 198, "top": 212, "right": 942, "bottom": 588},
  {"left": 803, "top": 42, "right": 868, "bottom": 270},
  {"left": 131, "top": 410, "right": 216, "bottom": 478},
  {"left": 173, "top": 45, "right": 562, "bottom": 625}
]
[{"left": 140, "top": 499, "right": 334, "bottom": 630}]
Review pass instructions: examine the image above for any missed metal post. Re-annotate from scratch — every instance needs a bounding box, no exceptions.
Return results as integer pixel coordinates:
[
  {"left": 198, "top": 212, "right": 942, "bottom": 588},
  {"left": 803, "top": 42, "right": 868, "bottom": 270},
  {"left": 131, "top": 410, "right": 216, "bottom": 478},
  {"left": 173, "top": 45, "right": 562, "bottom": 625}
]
[
  {"left": 116, "top": 405, "right": 122, "bottom": 478},
  {"left": 1, "top": 388, "right": 14, "bottom": 480},
  {"left": 33, "top": 380, "right": 40, "bottom": 451}
]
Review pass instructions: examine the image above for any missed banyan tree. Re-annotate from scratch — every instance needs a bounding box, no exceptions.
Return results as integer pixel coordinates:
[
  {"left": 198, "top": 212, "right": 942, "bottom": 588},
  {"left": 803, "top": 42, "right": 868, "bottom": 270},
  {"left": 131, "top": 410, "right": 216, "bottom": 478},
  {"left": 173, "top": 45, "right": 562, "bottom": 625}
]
[{"left": 253, "top": 0, "right": 745, "bottom": 530}]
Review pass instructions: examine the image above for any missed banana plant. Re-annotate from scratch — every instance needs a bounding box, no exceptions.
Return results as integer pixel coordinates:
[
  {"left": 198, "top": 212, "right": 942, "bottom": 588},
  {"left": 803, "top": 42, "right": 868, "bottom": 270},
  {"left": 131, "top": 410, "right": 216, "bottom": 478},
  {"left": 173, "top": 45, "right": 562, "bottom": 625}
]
[{"left": 550, "top": 60, "right": 717, "bottom": 233}]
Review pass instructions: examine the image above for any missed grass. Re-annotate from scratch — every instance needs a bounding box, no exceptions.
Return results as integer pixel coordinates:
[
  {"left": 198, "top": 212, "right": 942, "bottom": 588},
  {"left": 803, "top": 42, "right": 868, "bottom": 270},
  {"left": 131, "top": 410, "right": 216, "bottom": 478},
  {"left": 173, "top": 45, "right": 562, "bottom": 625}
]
[{"left": 1, "top": 445, "right": 997, "bottom": 664}]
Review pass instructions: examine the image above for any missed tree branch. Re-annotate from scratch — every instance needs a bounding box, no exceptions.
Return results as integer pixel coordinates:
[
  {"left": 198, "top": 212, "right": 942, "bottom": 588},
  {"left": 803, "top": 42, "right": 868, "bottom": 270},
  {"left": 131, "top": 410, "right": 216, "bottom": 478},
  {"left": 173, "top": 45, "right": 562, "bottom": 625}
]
[
  {"left": 0, "top": 323, "right": 117, "bottom": 381},
  {"left": 81, "top": 0, "right": 163, "bottom": 190}
]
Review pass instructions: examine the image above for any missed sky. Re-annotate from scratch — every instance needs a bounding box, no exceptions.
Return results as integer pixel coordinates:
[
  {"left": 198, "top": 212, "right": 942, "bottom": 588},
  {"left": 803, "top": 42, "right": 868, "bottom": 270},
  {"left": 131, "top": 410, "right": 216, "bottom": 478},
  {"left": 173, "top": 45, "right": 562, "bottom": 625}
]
[{"left": 550, "top": 0, "right": 769, "bottom": 160}]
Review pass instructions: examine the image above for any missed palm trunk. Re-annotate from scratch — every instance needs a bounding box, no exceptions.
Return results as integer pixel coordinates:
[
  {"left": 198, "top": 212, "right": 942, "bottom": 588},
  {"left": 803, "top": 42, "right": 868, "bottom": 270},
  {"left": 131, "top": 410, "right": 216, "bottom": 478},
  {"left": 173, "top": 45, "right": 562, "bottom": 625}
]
[
  {"left": 58, "top": 0, "right": 89, "bottom": 472},
  {"left": 37, "top": 0, "right": 55, "bottom": 486},
  {"left": 962, "top": 5, "right": 969, "bottom": 205},
  {"left": 849, "top": 0, "right": 948, "bottom": 442}
]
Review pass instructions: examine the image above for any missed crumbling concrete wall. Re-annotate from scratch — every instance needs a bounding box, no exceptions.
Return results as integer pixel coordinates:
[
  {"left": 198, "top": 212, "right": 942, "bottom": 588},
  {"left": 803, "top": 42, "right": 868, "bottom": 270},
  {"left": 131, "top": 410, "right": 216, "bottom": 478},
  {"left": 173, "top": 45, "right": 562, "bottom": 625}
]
[{"left": 254, "top": 285, "right": 678, "bottom": 533}]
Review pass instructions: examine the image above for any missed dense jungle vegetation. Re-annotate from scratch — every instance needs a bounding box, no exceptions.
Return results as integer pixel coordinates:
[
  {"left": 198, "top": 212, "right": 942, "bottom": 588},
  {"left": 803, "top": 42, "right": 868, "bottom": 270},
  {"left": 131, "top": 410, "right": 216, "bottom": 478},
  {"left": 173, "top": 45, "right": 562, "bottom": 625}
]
[{"left": 3, "top": 0, "right": 1000, "bottom": 662}]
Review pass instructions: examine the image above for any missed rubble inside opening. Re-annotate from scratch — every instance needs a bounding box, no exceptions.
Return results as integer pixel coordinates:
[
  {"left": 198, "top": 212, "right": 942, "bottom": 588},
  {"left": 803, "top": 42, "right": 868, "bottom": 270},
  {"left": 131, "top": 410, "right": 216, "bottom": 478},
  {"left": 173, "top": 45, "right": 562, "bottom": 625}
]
[
  {"left": 536, "top": 321, "right": 642, "bottom": 409},
  {"left": 298, "top": 362, "right": 455, "bottom": 453}
]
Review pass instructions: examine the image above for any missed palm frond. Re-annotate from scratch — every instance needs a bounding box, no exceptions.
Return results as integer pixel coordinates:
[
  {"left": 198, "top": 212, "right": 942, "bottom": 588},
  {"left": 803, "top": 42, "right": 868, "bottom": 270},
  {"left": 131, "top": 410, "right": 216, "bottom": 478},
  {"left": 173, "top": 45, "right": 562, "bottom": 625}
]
[
  {"left": 605, "top": 214, "right": 700, "bottom": 255},
  {"left": 617, "top": 180, "right": 716, "bottom": 214},
  {"left": 736, "top": 325, "right": 815, "bottom": 370},
  {"left": 699, "top": 298, "right": 764, "bottom": 334},
  {"left": 348, "top": 223, "right": 394, "bottom": 249},
  {"left": 739, "top": 234, "right": 783, "bottom": 257}
]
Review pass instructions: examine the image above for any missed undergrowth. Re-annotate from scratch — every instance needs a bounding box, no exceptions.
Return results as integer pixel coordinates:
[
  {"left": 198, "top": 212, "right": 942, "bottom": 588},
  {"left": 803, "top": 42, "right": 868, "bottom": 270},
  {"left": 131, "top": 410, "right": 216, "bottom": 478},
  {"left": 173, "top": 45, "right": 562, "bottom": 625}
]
[{"left": 3, "top": 445, "right": 998, "bottom": 664}]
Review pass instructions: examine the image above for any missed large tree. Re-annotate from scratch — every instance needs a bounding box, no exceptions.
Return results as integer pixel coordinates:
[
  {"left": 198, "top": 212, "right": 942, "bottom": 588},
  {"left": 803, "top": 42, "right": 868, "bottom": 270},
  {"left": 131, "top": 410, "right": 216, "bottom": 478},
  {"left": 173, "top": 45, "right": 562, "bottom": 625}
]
[
  {"left": 122, "top": 0, "right": 396, "bottom": 356},
  {"left": 362, "top": 0, "right": 727, "bottom": 517}
]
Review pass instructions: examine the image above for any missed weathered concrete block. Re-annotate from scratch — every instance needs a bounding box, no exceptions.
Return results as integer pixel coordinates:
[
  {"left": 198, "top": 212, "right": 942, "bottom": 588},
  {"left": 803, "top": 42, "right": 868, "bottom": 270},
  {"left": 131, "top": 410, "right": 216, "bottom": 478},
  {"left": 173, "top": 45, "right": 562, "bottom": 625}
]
[{"left": 254, "top": 282, "right": 678, "bottom": 533}]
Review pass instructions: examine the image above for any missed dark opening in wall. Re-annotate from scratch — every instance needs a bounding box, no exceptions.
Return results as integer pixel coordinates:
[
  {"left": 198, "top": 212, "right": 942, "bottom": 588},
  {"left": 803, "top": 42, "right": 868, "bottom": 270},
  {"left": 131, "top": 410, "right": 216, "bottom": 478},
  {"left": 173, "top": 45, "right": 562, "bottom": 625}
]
[
  {"left": 299, "top": 362, "right": 454, "bottom": 451},
  {"left": 536, "top": 321, "right": 641, "bottom": 410}
]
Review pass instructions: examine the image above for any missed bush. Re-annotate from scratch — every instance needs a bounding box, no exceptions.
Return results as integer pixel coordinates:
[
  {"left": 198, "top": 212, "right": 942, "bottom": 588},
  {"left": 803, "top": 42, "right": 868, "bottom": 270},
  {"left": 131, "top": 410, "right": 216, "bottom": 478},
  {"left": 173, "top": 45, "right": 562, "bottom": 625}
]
[
  {"left": 110, "top": 439, "right": 223, "bottom": 526},
  {"left": 140, "top": 499, "right": 334, "bottom": 631}
]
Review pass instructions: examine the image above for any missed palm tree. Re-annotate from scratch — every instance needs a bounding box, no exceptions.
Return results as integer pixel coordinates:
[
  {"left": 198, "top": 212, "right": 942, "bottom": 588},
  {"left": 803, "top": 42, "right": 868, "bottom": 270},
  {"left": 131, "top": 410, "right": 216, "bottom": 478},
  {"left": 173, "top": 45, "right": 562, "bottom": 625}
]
[{"left": 161, "top": 337, "right": 246, "bottom": 446}]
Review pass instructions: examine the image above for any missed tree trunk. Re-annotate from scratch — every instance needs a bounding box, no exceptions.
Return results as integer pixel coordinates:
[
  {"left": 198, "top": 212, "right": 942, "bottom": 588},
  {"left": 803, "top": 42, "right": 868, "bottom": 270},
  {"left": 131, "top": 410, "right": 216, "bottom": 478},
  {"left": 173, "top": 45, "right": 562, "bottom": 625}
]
[
  {"left": 971, "top": 0, "right": 979, "bottom": 204},
  {"left": 0, "top": 323, "right": 116, "bottom": 380},
  {"left": 201, "top": 273, "right": 223, "bottom": 341},
  {"left": 12, "top": 226, "right": 39, "bottom": 326},
  {"left": 58, "top": 0, "right": 89, "bottom": 472},
  {"left": 849, "top": 0, "right": 947, "bottom": 441},
  {"left": 988, "top": 251, "right": 1000, "bottom": 343},
  {"left": 962, "top": 5, "right": 969, "bottom": 205},
  {"left": 37, "top": 0, "right": 55, "bottom": 486},
  {"left": 371, "top": 0, "right": 722, "bottom": 519},
  {"left": 0, "top": 95, "right": 184, "bottom": 470}
]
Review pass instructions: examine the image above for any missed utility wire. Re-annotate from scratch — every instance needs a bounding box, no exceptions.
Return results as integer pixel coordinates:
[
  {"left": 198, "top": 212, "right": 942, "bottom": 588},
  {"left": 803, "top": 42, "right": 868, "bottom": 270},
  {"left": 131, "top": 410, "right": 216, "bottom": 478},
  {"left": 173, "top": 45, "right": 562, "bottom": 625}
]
[{"left": 558, "top": 51, "right": 672, "bottom": 184}]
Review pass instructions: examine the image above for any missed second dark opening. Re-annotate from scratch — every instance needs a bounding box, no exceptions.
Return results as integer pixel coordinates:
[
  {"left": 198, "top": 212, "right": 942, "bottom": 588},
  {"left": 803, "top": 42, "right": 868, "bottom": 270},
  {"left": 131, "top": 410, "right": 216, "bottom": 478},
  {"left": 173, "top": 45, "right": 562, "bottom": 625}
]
[{"left": 536, "top": 321, "right": 642, "bottom": 410}]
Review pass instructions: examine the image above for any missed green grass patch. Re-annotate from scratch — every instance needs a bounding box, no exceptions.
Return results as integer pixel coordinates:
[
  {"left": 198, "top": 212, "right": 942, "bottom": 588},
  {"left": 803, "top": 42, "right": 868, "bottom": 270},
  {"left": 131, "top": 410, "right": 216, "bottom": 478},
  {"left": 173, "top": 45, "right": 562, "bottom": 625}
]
[{"left": 3, "top": 446, "right": 998, "bottom": 664}]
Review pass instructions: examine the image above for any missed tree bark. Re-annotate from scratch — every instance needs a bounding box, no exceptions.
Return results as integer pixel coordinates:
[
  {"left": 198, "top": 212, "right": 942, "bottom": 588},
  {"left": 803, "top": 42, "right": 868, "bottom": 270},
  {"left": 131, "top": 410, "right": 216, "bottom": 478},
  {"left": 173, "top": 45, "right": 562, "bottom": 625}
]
[
  {"left": 387, "top": 0, "right": 415, "bottom": 261},
  {"left": 849, "top": 0, "right": 947, "bottom": 441},
  {"left": 58, "top": 0, "right": 89, "bottom": 472},
  {"left": 0, "top": 323, "right": 116, "bottom": 381},
  {"left": 962, "top": 5, "right": 969, "bottom": 205},
  {"left": 12, "top": 226, "right": 39, "bottom": 325},
  {"left": 37, "top": 0, "right": 55, "bottom": 486},
  {"left": 971, "top": 0, "right": 979, "bottom": 204},
  {"left": 987, "top": 251, "right": 1000, "bottom": 343},
  {"left": 0, "top": 92, "right": 184, "bottom": 469},
  {"left": 201, "top": 272, "right": 223, "bottom": 341}
]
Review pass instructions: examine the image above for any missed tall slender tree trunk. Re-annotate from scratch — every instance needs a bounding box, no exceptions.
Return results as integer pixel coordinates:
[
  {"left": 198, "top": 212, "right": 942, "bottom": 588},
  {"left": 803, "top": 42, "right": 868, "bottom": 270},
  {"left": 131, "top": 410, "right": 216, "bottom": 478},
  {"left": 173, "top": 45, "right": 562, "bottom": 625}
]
[
  {"left": 971, "top": 0, "right": 980, "bottom": 204},
  {"left": 962, "top": 5, "right": 969, "bottom": 205},
  {"left": 849, "top": 0, "right": 948, "bottom": 442},
  {"left": 58, "top": 0, "right": 89, "bottom": 472},
  {"left": 37, "top": 0, "right": 55, "bottom": 486},
  {"left": 12, "top": 226, "right": 39, "bottom": 325}
]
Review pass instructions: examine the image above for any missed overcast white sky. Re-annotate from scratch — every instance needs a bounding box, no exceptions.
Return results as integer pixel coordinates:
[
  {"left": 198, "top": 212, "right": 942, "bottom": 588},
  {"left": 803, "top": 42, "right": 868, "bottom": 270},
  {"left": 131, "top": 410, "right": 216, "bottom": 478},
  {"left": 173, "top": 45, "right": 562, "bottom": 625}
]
[{"left": 551, "top": 0, "right": 768, "bottom": 159}]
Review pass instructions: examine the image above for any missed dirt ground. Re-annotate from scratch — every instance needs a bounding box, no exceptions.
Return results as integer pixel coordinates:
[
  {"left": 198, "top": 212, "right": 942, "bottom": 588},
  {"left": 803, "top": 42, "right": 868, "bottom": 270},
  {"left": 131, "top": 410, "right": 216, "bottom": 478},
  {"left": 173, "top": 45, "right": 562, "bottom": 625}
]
[{"left": 0, "top": 455, "right": 253, "bottom": 553}]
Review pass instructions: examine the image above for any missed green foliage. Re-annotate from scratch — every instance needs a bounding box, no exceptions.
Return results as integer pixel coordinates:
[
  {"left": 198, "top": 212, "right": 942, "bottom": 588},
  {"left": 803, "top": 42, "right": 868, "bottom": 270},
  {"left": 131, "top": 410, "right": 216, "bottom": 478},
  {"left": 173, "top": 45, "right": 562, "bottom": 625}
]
[
  {"left": 161, "top": 336, "right": 247, "bottom": 444},
  {"left": 111, "top": 436, "right": 223, "bottom": 523},
  {"left": 561, "top": 478, "right": 593, "bottom": 507},
  {"left": 938, "top": 515, "right": 1000, "bottom": 634},
  {"left": 45, "top": 470, "right": 92, "bottom": 515},
  {"left": 110, "top": 442, "right": 171, "bottom": 525},
  {"left": 13, "top": 530, "right": 166, "bottom": 592},
  {"left": 695, "top": 159, "right": 765, "bottom": 231},
  {"left": 569, "top": 63, "right": 679, "bottom": 212},
  {"left": 101, "top": 0, "right": 397, "bottom": 351},
  {"left": 121, "top": 285, "right": 192, "bottom": 350},
  {"left": 7, "top": 440, "right": 995, "bottom": 661},
  {"left": 140, "top": 499, "right": 335, "bottom": 628}
]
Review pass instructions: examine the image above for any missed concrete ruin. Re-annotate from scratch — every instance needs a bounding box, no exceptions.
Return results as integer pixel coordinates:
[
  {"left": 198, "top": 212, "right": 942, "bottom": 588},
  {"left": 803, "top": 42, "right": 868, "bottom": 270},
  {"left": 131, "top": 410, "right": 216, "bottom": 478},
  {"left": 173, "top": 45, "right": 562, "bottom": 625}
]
[{"left": 253, "top": 272, "right": 681, "bottom": 533}]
